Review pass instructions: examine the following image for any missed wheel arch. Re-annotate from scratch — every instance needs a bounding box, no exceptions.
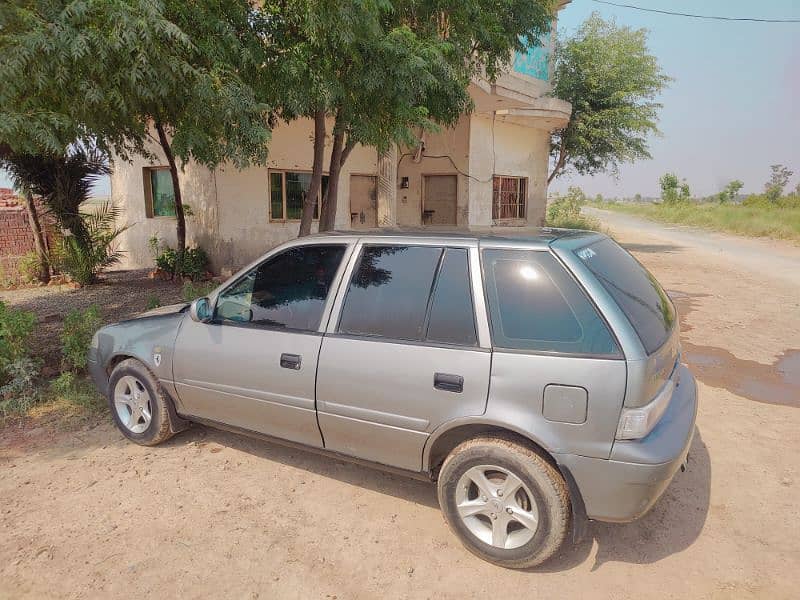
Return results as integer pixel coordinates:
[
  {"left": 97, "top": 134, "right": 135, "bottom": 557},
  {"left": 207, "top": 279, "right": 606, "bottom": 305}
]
[
  {"left": 424, "top": 418, "right": 589, "bottom": 543},
  {"left": 423, "top": 419, "right": 559, "bottom": 477}
]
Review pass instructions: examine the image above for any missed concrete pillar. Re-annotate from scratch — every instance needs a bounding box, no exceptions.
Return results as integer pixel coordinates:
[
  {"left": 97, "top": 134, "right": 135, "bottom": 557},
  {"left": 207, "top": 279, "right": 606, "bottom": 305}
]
[{"left": 376, "top": 146, "right": 397, "bottom": 227}]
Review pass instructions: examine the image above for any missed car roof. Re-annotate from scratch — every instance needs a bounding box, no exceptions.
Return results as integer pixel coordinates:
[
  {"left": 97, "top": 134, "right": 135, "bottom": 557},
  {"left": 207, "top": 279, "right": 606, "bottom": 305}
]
[{"left": 303, "top": 227, "right": 605, "bottom": 249}]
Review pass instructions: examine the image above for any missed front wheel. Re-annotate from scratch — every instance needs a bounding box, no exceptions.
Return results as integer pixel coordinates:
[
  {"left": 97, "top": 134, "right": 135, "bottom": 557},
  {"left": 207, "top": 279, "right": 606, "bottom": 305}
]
[
  {"left": 437, "top": 436, "right": 571, "bottom": 569},
  {"left": 108, "top": 358, "right": 176, "bottom": 446}
]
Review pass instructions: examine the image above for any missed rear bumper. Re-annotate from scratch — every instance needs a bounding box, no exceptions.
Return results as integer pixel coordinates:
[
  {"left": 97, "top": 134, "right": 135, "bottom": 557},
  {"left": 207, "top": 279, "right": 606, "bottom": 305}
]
[{"left": 556, "top": 364, "right": 697, "bottom": 522}]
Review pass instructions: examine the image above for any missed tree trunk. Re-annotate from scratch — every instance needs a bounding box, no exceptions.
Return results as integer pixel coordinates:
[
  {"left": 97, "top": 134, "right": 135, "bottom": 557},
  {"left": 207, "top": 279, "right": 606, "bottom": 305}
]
[
  {"left": 547, "top": 134, "right": 568, "bottom": 184},
  {"left": 299, "top": 109, "right": 326, "bottom": 237},
  {"left": 155, "top": 121, "right": 187, "bottom": 259},
  {"left": 22, "top": 191, "right": 50, "bottom": 283},
  {"left": 319, "top": 129, "right": 345, "bottom": 232}
]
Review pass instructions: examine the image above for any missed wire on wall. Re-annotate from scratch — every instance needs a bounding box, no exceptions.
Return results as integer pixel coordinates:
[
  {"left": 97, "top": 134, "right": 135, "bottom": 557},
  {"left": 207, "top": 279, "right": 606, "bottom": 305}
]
[{"left": 396, "top": 113, "right": 499, "bottom": 184}]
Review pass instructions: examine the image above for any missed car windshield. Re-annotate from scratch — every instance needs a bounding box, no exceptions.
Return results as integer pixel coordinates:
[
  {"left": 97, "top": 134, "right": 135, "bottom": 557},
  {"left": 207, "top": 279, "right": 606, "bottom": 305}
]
[{"left": 574, "top": 238, "right": 675, "bottom": 354}]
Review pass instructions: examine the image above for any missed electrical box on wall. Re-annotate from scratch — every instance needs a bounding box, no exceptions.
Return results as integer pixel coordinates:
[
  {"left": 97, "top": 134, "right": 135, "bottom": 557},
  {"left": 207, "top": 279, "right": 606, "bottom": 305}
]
[{"left": 400, "top": 177, "right": 410, "bottom": 189}]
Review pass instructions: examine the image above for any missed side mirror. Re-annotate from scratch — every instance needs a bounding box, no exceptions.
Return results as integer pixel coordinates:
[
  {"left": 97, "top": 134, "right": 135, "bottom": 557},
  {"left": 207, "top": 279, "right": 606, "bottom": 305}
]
[{"left": 189, "top": 297, "right": 213, "bottom": 323}]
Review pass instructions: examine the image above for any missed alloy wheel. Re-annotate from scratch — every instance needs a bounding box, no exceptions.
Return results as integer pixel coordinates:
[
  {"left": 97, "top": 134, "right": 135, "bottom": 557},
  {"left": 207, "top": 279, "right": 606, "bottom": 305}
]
[
  {"left": 454, "top": 464, "right": 540, "bottom": 550},
  {"left": 113, "top": 375, "right": 153, "bottom": 434}
]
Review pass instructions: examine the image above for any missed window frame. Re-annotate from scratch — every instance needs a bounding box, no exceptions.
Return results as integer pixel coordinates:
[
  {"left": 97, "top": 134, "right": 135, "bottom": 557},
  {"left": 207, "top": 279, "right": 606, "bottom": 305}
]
[
  {"left": 269, "top": 169, "right": 329, "bottom": 223},
  {"left": 492, "top": 175, "right": 528, "bottom": 221},
  {"left": 329, "top": 241, "right": 488, "bottom": 350},
  {"left": 480, "top": 247, "right": 624, "bottom": 360},
  {"left": 143, "top": 166, "right": 176, "bottom": 219},
  {"left": 210, "top": 241, "right": 353, "bottom": 335}
]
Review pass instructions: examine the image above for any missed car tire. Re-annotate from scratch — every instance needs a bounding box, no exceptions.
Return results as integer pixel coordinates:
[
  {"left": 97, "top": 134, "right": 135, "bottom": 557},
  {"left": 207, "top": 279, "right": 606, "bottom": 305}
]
[
  {"left": 107, "top": 358, "right": 176, "bottom": 446},
  {"left": 437, "top": 435, "right": 571, "bottom": 569}
]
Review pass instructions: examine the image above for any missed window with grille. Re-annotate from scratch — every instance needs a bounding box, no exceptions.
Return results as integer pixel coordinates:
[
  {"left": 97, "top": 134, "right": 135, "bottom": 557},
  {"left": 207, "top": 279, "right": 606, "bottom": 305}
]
[{"left": 492, "top": 176, "right": 527, "bottom": 220}]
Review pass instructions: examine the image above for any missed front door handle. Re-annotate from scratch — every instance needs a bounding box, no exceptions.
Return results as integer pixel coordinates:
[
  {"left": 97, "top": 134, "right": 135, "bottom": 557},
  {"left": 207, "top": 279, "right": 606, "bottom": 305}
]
[
  {"left": 434, "top": 372, "right": 463, "bottom": 393},
  {"left": 280, "top": 353, "right": 302, "bottom": 370}
]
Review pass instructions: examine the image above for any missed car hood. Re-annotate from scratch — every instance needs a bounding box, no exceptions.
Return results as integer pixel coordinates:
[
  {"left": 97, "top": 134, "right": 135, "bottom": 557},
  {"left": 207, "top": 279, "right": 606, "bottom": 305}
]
[{"left": 134, "top": 302, "right": 190, "bottom": 319}]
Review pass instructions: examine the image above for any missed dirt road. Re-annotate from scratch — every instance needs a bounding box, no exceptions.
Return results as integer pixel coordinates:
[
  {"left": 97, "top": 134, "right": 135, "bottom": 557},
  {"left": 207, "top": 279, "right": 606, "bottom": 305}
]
[{"left": 2, "top": 214, "right": 799, "bottom": 599}]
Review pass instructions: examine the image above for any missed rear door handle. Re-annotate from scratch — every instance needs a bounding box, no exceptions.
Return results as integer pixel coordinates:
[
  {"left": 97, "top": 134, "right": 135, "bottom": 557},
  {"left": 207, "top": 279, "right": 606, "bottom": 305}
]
[
  {"left": 434, "top": 372, "right": 463, "bottom": 393},
  {"left": 280, "top": 353, "right": 302, "bottom": 370}
]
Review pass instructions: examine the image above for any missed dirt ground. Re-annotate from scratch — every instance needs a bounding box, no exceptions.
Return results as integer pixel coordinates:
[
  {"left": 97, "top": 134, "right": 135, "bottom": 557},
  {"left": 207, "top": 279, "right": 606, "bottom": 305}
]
[{"left": 1, "top": 217, "right": 799, "bottom": 599}]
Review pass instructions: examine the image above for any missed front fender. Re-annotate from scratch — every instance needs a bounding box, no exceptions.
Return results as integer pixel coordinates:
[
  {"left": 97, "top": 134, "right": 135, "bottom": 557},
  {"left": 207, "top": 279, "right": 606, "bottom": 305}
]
[{"left": 92, "top": 311, "right": 187, "bottom": 399}]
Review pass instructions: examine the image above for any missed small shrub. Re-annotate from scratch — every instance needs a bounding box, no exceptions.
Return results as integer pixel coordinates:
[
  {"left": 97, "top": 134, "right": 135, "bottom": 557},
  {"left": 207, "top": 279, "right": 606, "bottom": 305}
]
[
  {"left": 0, "top": 357, "right": 41, "bottom": 417},
  {"left": 180, "top": 247, "right": 210, "bottom": 280},
  {"left": 49, "top": 372, "right": 103, "bottom": 410},
  {"left": 546, "top": 187, "right": 601, "bottom": 231},
  {"left": 18, "top": 252, "right": 44, "bottom": 284},
  {"left": 182, "top": 280, "right": 216, "bottom": 302},
  {"left": 155, "top": 246, "right": 178, "bottom": 275},
  {"left": 61, "top": 305, "right": 102, "bottom": 372},
  {"left": 0, "top": 301, "right": 36, "bottom": 375},
  {"left": 56, "top": 202, "right": 130, "bottom": 285},
  {"left": 145, "top": 295, "right": 162, "bottom": 310},
  {"left": 149, "top": 236, "right": 209, "bottom": 280}
]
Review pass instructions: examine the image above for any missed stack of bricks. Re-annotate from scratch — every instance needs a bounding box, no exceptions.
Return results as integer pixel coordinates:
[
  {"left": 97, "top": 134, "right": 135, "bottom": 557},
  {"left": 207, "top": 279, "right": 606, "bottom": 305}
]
[{"left": 0, "top": 188, "right": 54, "bottom": 283}]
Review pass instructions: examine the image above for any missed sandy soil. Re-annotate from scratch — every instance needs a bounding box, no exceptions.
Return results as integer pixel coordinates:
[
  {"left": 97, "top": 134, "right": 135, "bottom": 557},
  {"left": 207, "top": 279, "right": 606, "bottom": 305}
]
[{"left": 1, "top": 217, "right": 799, "bottom": 599}]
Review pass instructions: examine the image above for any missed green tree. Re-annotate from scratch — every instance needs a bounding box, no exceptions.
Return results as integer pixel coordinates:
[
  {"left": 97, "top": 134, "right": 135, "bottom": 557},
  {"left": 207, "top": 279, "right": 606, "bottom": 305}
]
[
  {"left": 287, "top": 0, "right": 556, "bottom": 234},
  {"left": 1, "top": 0, "right": 277, "bottom": 259},
  {"left": 660, "top": 173, "right": 680, "bottom": 204},
  {"left": 717, "top": 179, "right": 744, "bottom": 203},
  {"left": 549, "top": 13, "right": 670, "bottom": 182},
  {"left": 764, "top": 164, "right": 793, "bottom": 202}
]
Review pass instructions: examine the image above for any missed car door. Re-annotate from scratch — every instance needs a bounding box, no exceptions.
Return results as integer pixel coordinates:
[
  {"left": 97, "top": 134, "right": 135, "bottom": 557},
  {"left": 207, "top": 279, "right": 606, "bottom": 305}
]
[
  {"left": 315, "top": 241, "right": 492, "bottom": 471},
  {"left": 172, "top": 242, "right": 351, "bottom": 447}
]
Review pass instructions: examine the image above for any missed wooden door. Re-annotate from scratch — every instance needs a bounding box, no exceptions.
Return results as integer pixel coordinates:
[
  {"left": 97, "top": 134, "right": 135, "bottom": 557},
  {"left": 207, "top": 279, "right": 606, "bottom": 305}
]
[
  {"left": 349, "top": 175, "right": 378, "bottom": 229},
  {"left": 423, "top": 175, "right": 457, "bottom": 226}
]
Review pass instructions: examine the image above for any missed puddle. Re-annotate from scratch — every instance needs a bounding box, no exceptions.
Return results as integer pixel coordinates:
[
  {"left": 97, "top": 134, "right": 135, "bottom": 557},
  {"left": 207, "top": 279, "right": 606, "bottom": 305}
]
[{"left": 668, "top": 291, "right": 799, "bottom": 408}]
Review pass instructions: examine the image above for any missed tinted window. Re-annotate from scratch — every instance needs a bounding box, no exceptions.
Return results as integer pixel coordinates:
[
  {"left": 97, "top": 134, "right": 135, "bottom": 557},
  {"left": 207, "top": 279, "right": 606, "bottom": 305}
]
[
  {"left": 338, "top": 245, "right": 442, "bottom": 340},
  {"left": 426, "top": 248, "right": 477, "bottom": 346},
  {"left": 216, "top": 245, "right": 345, "bottom": 331},
  {"left": 575, "top": 238, "right": 675, "bottom": 354},
  {"left": 483, "top": 249, "right": 619, "bottom": 356}
]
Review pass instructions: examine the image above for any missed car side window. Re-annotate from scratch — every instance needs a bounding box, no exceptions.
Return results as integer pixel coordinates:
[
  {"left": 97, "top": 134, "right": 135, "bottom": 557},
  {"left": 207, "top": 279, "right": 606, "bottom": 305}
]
[
  {"left": 338, "top": 245, "right": 442, "bottom": 341},
  {"left": 215, "top": 245, "right": 346, "bottom": 331},
  {"left": 425, "top": 248, "right": 477, "bottom": 346},
  {"left": 482, "top": 249, "right": 620, "bottom": 356}
]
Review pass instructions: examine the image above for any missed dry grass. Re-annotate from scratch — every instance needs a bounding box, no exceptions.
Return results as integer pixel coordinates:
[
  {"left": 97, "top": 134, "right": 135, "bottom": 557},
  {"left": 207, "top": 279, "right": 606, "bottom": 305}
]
[{"left": 590, "top": 201, "right": 800, "bottom": 242}]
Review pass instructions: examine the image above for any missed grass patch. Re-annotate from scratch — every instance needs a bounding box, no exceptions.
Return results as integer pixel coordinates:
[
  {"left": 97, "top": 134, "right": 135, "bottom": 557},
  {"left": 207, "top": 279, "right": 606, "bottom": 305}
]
[
  {"left": 182, "top": 280, "right": 217, "bottom": 302},
  {"left": 589, "top": 200, "right": 800, "bottom": 242},
  {"left": 546, "top": 187, "right": 603, "bottom": 231},
  {"left": 1, "top": 373, "right": 104, "bottom": 428}
]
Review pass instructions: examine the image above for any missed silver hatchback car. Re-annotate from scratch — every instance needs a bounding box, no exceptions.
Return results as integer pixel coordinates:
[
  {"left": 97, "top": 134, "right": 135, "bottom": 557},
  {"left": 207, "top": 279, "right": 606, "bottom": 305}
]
[{"left": 89, "top": 230, "right": 696, "bottom": 568}]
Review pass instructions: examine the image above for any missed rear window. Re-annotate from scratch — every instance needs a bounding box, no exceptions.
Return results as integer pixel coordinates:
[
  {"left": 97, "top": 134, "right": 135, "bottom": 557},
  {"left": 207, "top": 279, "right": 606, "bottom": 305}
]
[
  {"left": 574, "top": 238, "right": 675, "bottom": 354},
  {"left": 482, "top": 249, "right": 620, "bottom": 356},
  {"left": 338, "top": 245, "right": 441, "bottom": 341}
]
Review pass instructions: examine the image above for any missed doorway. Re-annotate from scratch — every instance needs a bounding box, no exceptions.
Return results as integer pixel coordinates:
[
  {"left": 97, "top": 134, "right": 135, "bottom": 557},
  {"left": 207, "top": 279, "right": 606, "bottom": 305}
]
[
  {"left": 422, "top": 175, "right": 457, "bottom": 226},
  {"left": 349, "top": 175, "right": 378, "bottom": 229}
]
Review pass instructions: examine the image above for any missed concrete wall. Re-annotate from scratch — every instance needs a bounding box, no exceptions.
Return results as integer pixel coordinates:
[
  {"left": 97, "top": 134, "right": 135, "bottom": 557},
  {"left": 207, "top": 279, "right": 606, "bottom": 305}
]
[
  {"left": 396, "top": 116, "right": 471, "bottom": 227},
  {"left": 112, "top": 118, "right": 378, "bottom": 272},
  {"left": 468, "top": 114, "right": 550, "bottom": 227},
  {"left": 112, "top": 114, "right": 553, "bottom": 273}
]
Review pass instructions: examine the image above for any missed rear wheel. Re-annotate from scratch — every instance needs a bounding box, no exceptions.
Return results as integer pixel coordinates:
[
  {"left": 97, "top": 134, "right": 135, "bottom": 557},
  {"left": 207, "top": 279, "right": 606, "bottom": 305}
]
[
  {"left": 108, "top": 359, "right": 175, "bottom": 446},
  {"left": 437, "top": 436, "right": 570, "bottom": 569}
]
